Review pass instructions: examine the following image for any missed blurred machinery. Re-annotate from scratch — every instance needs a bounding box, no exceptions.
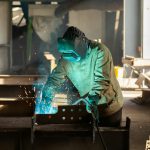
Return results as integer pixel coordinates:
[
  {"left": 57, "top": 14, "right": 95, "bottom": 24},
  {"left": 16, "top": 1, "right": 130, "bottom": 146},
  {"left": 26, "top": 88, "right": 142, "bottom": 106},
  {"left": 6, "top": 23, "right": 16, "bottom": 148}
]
[
  {"left": 122, "top": 56, "right": 150, "bottom": 88},
  {"left": 145, "top": 136, "right": 150, "bottom": 150},
  {"left": 122, "top": 56, "right": 150, "bottom": 103}
]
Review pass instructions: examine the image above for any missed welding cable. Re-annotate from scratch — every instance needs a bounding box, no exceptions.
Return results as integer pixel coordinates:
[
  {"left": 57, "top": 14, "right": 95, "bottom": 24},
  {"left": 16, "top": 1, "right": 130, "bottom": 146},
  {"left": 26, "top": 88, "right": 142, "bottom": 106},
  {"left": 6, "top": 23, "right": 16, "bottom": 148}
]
[
  {"left": 73, "top": 98, "right": 108, "bottom": 150},
  {"left": 84, "top": 99, "right": 108, "bottom": 150},
  {"left": 89, "top": 104, "right": 108, "bottom": 150}
]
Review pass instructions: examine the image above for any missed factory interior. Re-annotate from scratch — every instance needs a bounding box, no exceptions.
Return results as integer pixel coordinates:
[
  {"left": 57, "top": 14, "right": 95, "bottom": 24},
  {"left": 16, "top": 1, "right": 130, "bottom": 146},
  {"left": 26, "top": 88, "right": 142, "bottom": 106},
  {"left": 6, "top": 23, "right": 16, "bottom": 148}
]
[{"left": 0, "top": 0, "right": 150, "bottom": 150}]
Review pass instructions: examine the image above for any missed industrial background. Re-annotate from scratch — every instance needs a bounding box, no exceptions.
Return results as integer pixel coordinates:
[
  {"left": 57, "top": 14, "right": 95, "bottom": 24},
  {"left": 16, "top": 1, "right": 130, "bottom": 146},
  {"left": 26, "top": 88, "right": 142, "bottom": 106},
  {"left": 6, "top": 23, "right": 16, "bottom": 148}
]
[{"left": 0, "top": 0, "right": 150, "bottom": 150}]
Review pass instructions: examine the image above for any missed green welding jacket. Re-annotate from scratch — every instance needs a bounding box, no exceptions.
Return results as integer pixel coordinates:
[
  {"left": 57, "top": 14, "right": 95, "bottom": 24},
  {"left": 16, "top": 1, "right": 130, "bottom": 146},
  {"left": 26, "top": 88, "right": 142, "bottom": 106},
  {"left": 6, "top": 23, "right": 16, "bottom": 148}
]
[{"left": 44, "top": 41, "right": 123, "bottom": 116}]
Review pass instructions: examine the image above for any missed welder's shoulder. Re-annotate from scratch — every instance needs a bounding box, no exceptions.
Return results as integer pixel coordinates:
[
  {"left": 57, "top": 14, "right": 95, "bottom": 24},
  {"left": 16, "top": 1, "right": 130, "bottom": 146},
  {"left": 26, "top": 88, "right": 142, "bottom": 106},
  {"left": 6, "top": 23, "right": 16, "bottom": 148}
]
[
  {"left": 90, "top": 41, "right": 110, "bottom": 53},
  {"left": 93, "top": 43, "right": 114, "bottom": 63},
  {"left": 97, "top": 43, "right": 110, "bottom": 54}
]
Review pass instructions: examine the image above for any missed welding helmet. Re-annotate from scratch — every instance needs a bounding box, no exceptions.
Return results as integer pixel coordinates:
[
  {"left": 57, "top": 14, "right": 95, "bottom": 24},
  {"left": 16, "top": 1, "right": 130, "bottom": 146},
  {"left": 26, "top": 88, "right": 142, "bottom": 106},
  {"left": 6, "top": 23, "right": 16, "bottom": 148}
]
[{"left": 57, "top": 26, "right": 88, "bottom": 62}]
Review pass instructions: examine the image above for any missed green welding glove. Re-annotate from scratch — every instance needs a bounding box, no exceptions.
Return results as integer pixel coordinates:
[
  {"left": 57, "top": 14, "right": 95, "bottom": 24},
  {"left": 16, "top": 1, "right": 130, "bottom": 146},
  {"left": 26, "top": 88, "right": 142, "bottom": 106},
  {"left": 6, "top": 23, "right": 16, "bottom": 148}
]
[
  {"left": 85, "top": 95, "right": 100, "bottom": 120},
  {"left": 35, "top": 85, "right": 56, "bottom": 114},
  {"left": 42, "top": 85, "right": 55, "bottom": 100}
]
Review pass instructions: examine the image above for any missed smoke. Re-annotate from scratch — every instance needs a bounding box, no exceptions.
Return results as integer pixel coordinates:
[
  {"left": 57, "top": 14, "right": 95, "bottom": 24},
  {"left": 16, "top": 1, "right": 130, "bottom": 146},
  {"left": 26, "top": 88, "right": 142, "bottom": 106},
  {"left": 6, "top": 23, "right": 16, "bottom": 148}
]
[
  {"left": 20, "top": 5, "right": 67, "bottom": 75},
  {"left": 32, "top": 16, "right": 63, "bottom": 44},
  {"left": 26, "top": 0, "right": 123, "bottom": 75}
]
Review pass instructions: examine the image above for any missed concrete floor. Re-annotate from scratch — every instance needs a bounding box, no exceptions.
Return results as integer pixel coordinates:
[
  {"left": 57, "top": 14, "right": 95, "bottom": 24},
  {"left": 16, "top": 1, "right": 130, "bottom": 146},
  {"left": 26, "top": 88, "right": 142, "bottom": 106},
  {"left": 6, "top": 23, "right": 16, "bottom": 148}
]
[{"left": 122, "top": 91, "right": 150, "bottom": 150}]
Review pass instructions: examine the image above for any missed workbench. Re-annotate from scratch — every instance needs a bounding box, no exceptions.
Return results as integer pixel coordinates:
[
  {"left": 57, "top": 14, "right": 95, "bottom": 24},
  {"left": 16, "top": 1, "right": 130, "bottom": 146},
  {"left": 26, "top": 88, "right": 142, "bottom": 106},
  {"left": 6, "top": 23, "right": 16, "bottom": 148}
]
[{"left": 0, "top": 76, "right": 130, "bottom": 150}]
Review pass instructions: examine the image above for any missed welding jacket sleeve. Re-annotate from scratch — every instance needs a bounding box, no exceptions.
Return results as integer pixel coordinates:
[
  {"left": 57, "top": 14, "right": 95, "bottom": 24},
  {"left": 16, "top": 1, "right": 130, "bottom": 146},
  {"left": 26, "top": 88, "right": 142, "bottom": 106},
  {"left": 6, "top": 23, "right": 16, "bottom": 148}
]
[
  {"left": 42, "top": 58, "right": 67, "bottom": 99},
  {"left": 88, "top": 45, "right": 116, "bottom": 106}
]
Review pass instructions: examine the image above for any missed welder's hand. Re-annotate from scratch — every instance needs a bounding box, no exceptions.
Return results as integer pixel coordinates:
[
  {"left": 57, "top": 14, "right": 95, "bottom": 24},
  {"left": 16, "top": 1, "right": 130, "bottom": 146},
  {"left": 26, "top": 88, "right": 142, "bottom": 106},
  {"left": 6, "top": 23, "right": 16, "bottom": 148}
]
[
  {"left": 87, "top": 95, "right": 100, "bottom": 107},
  {"left": 35, "top": 96, "right": 55, "bottom": 114},
  {"left": 32, "top": 82, "right": 44, "bottom": 100},
  {"left": 85, "top": 96, "right": 97, "bottom": 113},
  {"left": 35, "top": 86, "right": 55, "bottom": 114},
  {"left": 42, "top": 85, "right": 54, "bottom": 100},
  {"left": 85, "top": 95, "right": 100, "bottom": 120}
]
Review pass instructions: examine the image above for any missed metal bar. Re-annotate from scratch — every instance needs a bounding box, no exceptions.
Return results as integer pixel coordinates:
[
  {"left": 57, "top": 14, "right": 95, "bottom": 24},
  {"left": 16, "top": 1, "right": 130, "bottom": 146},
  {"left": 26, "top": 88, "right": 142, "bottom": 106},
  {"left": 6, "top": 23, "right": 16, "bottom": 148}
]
[{"left": 0, "top": 44, "right": 10, "bottom": 47}]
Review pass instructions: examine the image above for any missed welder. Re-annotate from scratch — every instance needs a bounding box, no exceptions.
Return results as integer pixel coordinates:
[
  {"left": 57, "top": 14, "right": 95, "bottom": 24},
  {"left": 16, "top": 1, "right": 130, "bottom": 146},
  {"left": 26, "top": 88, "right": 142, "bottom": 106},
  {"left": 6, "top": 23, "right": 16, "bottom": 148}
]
[{"left": 35, "top": 26, "right": 123, "bottom": 127}]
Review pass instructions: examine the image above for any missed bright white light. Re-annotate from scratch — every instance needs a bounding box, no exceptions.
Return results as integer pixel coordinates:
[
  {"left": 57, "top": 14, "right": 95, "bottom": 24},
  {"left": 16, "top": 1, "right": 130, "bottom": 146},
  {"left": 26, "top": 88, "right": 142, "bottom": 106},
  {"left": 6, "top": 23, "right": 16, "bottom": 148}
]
[
  {"left": 0, "top": 105, "right": 4, "bottom": 108},
  {"left": 35, "top": 2, "right": 42, "bottom": 5},
  {"left": 51, "top": 2, "right": 58, "bottom": 5},
  {"left": 0, "top": 98, "right": 17, "bottom": 101},
  {"left": 114, "top": 11, "right": 120, "bottom": 31},
  {"left": 12, "top": 7, "right": 21, "bottom": 12},
  {"left": 12, "top": 15, "right": 20, "bottom": 20},
  {"left": 12, "top": 1, "right": 21, "bottom": 5}
]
